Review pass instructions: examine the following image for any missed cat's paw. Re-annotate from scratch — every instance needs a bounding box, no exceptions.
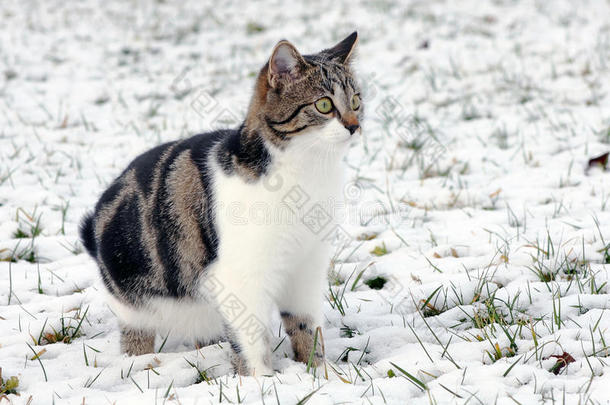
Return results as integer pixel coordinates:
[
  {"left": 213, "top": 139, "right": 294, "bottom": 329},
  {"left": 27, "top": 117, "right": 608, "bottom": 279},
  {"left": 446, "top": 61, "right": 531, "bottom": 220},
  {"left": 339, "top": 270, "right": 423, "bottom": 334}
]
[
  {"left": 253, "top": 365, "right": 275, "bottom": 377},
  {"left": 234, "top": 362, "right": 274, "bottom": 376},
  {"left": 294, "top": 345, "right": 324, "bottom": 367},
  {"left": 231, "top": 353, "right": 274, "bottom": 376},
  {"left": 120, "top": 327, "right": 155, "bottom": 356}
]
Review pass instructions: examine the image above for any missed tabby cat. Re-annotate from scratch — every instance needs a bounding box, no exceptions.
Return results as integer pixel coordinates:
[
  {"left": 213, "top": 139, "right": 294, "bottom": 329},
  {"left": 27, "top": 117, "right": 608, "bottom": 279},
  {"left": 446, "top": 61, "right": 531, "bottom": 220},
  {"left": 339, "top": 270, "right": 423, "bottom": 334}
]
[{"left": 80, "top": 32, "right": 362, "bottom": 376}]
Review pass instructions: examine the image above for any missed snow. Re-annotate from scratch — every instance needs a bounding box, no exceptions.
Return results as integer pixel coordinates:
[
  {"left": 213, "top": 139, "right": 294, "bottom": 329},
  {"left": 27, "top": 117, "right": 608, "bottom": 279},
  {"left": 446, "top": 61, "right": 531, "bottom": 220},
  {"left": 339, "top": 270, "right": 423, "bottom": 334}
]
[{"left": 1, "top": 0, "right": 610, "bottom": 403}]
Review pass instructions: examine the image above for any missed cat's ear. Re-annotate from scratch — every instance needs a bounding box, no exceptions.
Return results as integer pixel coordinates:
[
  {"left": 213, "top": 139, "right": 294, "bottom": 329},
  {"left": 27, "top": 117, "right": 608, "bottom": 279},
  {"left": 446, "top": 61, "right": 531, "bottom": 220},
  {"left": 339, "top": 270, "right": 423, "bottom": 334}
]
[
  {"left": 322, "top": 31, "right": 359, "bottom": 64},
  {"left": 268, "top": 40, "right": 309, "bottom": 89}
]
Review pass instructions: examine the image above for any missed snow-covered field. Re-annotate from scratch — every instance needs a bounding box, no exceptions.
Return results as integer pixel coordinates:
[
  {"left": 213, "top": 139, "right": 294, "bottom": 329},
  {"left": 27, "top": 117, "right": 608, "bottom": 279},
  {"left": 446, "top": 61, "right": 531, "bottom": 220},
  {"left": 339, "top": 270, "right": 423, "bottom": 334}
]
[{"left": 1, "top": 0, "right": 610, "bottom": 403}]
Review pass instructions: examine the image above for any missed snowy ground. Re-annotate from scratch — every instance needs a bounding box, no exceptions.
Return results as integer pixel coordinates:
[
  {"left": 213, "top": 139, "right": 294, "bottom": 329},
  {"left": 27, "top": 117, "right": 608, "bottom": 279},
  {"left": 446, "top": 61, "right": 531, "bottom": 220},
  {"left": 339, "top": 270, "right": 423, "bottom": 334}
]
[{"left": 1, "top": 0, "right": 610, "bottom": 403}]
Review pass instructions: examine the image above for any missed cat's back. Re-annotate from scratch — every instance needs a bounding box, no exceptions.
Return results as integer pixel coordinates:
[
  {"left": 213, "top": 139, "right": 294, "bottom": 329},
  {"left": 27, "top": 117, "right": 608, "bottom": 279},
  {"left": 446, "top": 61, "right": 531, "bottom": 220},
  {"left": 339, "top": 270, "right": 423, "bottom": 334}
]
[{"left": 81, "top": 130, "right": 231, "bottom": 304}]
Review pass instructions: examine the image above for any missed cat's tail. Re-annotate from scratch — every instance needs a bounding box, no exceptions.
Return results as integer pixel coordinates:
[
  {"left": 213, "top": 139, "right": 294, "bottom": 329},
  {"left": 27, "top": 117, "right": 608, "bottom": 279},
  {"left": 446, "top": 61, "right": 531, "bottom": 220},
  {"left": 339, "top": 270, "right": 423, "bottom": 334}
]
[{"left": 79, "top": 213, "right": 97, "bottom": 258}]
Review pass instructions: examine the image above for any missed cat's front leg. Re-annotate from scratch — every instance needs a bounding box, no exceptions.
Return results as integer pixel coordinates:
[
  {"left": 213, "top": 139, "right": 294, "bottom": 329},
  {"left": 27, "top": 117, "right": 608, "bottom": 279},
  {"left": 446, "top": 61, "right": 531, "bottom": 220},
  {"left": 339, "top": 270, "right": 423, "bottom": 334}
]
[
  {"left": 280, "top": 312, "right": 324, "bottom": 366},
  {"left": 216, "top": 286, "right": 274, "bottom": 376},
  {"left": 277, "top": 256, "right": 326, "bottom": 367}
]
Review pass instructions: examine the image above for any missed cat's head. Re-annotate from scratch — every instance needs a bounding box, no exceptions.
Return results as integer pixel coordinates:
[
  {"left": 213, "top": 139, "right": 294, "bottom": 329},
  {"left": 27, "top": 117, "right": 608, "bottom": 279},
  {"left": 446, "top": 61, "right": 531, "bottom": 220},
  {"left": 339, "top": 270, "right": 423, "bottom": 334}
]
[{"left": 247, "top": 32, "right": 362, "bottom": 148}]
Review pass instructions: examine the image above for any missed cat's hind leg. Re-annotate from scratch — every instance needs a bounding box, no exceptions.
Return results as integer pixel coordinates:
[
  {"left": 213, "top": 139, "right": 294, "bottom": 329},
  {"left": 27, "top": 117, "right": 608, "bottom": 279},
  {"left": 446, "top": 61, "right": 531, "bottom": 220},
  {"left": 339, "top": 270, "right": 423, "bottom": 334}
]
[{"left": 120, "top": 326, "right": 155, "bottom": 356}]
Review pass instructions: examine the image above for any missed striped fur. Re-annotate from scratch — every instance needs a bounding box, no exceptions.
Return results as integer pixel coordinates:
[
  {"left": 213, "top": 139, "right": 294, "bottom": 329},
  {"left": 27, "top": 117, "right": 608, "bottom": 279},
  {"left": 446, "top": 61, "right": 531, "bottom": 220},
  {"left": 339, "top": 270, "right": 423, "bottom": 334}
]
[{"left": 81, "top": 32, "right": 362, "bottom": 376}]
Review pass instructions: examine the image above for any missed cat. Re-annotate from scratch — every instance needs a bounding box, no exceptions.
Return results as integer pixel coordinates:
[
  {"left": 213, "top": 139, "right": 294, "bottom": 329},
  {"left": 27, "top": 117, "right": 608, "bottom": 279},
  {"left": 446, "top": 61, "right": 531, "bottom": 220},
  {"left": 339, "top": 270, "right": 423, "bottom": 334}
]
[{"left": 80, "top": 32, "right": 362, "bottom": 376}]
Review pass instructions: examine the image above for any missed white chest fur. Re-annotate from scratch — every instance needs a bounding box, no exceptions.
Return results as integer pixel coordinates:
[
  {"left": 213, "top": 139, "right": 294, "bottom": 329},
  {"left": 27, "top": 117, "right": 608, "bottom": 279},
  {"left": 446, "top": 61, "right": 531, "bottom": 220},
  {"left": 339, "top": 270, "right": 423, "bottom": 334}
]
[{"left": 209, "top": 121, "right": 350, "bottom": 295}]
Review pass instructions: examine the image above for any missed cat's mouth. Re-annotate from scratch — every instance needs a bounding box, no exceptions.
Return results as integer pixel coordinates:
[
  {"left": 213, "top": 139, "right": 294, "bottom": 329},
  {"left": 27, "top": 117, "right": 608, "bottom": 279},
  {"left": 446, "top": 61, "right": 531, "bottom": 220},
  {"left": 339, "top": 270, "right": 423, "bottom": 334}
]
[{"left": 319, "top": 119, "right": 359, "bottom": 144}]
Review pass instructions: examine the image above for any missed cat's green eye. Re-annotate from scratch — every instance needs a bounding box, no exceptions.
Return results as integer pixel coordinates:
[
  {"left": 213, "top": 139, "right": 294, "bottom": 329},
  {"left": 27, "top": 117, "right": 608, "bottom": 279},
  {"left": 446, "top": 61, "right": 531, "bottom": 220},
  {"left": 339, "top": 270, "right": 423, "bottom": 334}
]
[
  {"left": 315, "top": 97, "right": 333, "bottom": 114},
  {"left": 350, "top": 94, "right": 361, "bottom": 111}
]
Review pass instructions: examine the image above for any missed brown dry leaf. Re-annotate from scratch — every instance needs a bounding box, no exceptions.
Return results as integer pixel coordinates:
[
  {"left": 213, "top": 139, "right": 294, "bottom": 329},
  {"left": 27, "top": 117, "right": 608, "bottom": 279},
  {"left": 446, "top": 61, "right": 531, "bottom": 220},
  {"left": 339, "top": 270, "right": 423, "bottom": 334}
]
[
  {"left": 30, "top": 348, "right": 47, "bottom": 361},
  {"left": 489, "top": 188, "right": 502, "bottom": 199},
  {"left": 450, "top": 248, "right": 459, "bottom": 258},
  {"left": 587, "top": 152, "right": 609, "bottom": 170},
  {"left": 433, "top": 252, "right": 441, "bottom": 258},
  {"left": 548, "top": 352, "right": 576, "bottom": 375}
]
